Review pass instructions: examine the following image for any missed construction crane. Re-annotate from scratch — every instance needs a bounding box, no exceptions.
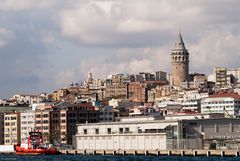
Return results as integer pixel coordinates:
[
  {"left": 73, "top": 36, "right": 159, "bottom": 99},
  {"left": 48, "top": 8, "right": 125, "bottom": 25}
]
[
  {"left": 223, "top": 107, "right": 233, "bottom": 118},
  {"left": 206, "top": 106, "right": 212, "bottom": 113}
]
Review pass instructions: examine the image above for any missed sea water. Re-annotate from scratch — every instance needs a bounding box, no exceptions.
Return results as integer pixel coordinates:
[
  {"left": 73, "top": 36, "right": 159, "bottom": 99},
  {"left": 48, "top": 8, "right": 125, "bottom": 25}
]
[{"left": 0, "top": 155, "right": 239, "bottom": 161}]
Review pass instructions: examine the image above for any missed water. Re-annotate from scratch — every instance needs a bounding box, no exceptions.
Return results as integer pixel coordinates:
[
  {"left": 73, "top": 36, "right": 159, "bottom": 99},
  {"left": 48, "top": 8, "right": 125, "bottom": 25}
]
[{"left": 0, "top": 155, "right": 239, "bottom": 161}]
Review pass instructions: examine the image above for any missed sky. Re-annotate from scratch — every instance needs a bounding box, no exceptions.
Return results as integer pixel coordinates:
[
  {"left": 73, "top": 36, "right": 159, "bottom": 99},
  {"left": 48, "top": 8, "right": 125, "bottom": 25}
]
[{"left": 0, "top": 0, "right": 240, "bottom": 98}]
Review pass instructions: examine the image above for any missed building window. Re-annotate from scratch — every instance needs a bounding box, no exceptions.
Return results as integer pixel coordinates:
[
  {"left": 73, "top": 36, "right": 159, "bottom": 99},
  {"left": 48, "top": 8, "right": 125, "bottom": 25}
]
[
  {"left": 125, "top": 127, "right": 129, "bottom": 133},
  {"left": 107, "top": 128, "right": 111, "bottom": 134},
  {"left": 36, "top": 120, "right": 41, "bottom": 124},
  {"left": 11, "top": 117, "right": 16, "bottom": 120},
  {"left": 95, "top": 128, "right": 99, "bottom": 134},
  {"left": 119, "top": 128, "right": 123, "bottom": 134},
  {"left": 84, "top": 129, "right": 87, "bottom": 134},
  {"left": 43, "top": 120, "right": 48, "bottom": 124}
]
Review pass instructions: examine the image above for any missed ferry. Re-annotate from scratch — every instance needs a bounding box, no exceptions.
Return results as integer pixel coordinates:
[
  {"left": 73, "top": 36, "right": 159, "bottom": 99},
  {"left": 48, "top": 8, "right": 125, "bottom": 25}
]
[{"left": 14, "top": 131, "right": 59, "bottom": 155}]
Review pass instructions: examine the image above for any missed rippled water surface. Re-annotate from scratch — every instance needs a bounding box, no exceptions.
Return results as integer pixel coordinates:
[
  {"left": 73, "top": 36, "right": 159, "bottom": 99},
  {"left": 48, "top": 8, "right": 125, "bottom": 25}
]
[{"left": 0, "top": 155, "right": 239, "bottom": 161}]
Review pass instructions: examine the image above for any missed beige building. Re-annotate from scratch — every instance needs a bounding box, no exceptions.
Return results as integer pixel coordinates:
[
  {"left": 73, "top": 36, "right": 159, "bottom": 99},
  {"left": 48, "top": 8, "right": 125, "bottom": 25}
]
[
  {"left": 52, "top": 88, "right": 68, "bottom": 101},
  {"left": 214, "top": 67, "right": 227, "bottom": 88},
  {"left": 171, "top": 33, "right": 189, "bottom": 87},
  {"left": 4, "top": 112, "right": 21, "bottom": 145},
  {"left": 105, "top": 84, "right": 128, "bottom": 99}
]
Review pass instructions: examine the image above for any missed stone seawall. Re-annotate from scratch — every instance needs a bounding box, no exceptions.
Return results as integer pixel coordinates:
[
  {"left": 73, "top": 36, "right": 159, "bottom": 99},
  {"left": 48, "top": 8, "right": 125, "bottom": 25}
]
[{"left": 59, "top": 149, "right": 240, "bottom": 157}]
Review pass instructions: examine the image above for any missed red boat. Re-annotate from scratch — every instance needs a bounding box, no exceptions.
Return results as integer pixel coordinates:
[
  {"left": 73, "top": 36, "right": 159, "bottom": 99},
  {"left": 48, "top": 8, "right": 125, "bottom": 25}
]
[{"left": 14, "top": 131, "right": 59, "bottom": 155}]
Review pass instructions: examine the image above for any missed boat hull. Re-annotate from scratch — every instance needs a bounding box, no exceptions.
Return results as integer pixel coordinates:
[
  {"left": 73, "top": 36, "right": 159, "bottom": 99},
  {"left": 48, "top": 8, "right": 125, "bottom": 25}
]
[{"left": 15, "top": 146, "right": 59, "bottom": 155}]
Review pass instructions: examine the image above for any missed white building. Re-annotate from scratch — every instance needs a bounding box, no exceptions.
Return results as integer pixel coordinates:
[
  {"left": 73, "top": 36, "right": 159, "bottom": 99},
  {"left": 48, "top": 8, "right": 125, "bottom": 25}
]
[
  {"left": 181, "top": 100, "right": 200, "bottom": 112},
  {"left": 183, "top": 90, "right": 209, "bottom": 101},
  {"left": 109, "top": 99, "right": 142, "bottom": 109},
  {"left": 201, "top": 93, "right": 240, "bottom": 117},
  {"left": 165, "top": 113, "right": 224, "bottom": 121},
  {"left": 20, "top": 110, "right": 35, "bottom": 143},
  {"left": 11, "top": 94, "right": 45, "bottom": 105},
  {"left": 73, "top": 118, "right": 180, "bottom": 150},
  {"left": 156, "top": 101, "right": 182, "bottom": 116}
]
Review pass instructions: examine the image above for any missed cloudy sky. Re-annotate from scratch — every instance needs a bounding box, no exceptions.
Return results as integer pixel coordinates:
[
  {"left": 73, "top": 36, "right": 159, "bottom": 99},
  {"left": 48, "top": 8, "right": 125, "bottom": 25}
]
[{"left": 0, "top": 0, "right": 240, "bottom": 98}]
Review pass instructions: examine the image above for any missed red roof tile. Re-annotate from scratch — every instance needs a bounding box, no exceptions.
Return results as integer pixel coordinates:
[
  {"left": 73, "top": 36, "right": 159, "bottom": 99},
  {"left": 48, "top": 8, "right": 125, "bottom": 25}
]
[{"left": 209, "top": 92, "right": 240, "bottom": 99}]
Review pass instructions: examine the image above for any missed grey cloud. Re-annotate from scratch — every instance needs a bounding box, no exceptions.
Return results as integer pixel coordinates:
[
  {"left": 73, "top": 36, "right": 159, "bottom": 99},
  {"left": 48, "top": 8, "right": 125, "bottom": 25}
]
[{"left": 1, "top": 0, "right": 240, "bottom": 98}]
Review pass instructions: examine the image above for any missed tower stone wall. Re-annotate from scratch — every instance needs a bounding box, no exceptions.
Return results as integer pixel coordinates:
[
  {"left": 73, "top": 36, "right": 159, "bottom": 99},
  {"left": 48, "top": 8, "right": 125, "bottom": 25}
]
[{"left": 171, "top": 33, "right": 189, "bottom": 86}]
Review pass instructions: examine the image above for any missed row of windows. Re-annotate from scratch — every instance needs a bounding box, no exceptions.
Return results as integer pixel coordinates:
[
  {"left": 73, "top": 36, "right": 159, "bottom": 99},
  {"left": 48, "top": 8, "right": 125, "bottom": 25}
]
[
  {"left": 5, "top": 122, "right": 16, "bottom": 126},
  {"left": 202, "top": 106, "right": 238, "bottom": 109},
  {"left": 35, "top": 126, "right": 49, "bottom": 130},
  {"left": 36, "top": 114, "right": 49, "bottom": 118},
  {"left": 5, "top": 117, "right": 16, "bottom": 120},
  {"left": 204, "top": 101, "right": 240, "bottom": 104},
  {"left": 83, "top": 127, "right": 130, "bottom": 135},
  {"left": 5, "top": 128, "right": 16, "bottom": 132},
  {"left": 21, "top": 116, "right": 34, "bottom": 119},
  {"left": 21, "top": 121, "right": 34, "bottom": 124},
  {"left": 36, "top": 120, "right": 49, "bottom": 124},
  {"left": 5, "top": 139, "right": 17, "bottom": 143}
]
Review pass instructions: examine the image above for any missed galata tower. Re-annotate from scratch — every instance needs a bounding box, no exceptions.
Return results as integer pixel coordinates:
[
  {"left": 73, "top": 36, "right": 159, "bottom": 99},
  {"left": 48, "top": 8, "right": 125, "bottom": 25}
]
[{"left": 171, "top": 33, "right": 189, "bottom": 86}]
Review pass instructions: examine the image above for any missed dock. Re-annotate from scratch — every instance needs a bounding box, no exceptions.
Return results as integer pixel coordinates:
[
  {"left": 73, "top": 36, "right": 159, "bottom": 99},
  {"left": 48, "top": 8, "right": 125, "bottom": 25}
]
[
  {"left": 58, "top": 149, "right": 240, "bottom": 157},
  {"left": 0, "top": 149, "right": 239, "bottom": 157}
]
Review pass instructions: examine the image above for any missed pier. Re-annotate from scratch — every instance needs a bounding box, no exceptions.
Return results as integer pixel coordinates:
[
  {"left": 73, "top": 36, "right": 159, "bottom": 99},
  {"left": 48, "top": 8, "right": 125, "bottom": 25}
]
[{"left": 58, "top": 149, "right": 240, "bottom": 157}]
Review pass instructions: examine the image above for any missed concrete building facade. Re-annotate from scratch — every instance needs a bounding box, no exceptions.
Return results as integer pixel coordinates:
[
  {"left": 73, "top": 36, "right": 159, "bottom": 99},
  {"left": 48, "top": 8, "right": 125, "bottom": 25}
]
[
  {"left": 201, "top": 93, "right": 240, "bottom": 117},
  {"left": 20, "top": 110, "right": 35, "bottom": 143},
  {"left": 74, "top": 117, "right": 240, "bottom": 150},
  {"left": 129, "top": 82, "right": 148, "bottom": 102},
  {"left": 74, "top": 119, "right": 180, "bottom": 150},
  {"left": 214, "top": 67, "right": 227, "bottom": 88},
  {"left": 171, "top": 33, "right": 189, "bottom": 87},
  {"left": 4, "top": 112, "right": 21, "bottom": 145},
  {"left": 50, "top": 103, "right": 99, "bottom": 144}
]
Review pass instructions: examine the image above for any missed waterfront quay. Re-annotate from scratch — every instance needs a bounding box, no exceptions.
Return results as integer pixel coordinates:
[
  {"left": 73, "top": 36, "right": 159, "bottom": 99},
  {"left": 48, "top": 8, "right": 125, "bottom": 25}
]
[{"left": 59, "top": 149, "right": 240, "bottom": 157}]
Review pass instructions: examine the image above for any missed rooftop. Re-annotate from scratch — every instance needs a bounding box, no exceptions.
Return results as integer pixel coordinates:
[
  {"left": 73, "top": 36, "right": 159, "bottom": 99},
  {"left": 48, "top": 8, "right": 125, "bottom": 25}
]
[{"left": 209, "top": 92, "right": 240, "bottom": 99}]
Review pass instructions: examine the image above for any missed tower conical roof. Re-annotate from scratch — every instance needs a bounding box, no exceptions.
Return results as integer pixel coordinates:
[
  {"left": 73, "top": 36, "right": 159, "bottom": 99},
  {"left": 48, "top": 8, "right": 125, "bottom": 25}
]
[{"left": 174, "top": 33, "right": 186, "bottom": 50}]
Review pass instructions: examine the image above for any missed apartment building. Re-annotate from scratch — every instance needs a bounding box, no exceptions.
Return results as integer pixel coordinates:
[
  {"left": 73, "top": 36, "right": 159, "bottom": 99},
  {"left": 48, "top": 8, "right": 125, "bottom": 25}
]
[
  {"left": 227, "top": 68, "right": 240, "bottom": 87},
  {"left": 201, "top": 92, "right": 240, "bottom": 117},
  {"left": 34, "top": 109, "right": 51, "bottom": 139},
  {"left": 20, "top": 110, "right": 35, "bottom": 143},
  {"left": 214, "top": 67, "right": 227, "bottom": 88},
  {"left": 50, "top": 103, "right": 99, "bottom": 144},
  {"left": 52, "top": 88, "right": 68, "bottom": 101},
  {"left": 128, "top": 82, "right": 148, "bottom": 102},
  {"left": 105, "top": 84, "right": 128, "bottom": 99},
  {"left": 4, "top": 112, "right": 21, "bottom": 145}
]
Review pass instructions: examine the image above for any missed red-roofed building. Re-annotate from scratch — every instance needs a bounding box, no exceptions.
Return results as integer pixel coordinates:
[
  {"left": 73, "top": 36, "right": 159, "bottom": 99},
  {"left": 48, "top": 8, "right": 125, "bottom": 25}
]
[{"left": 201, "top": 92, "right": 240, "bottom": 117}]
